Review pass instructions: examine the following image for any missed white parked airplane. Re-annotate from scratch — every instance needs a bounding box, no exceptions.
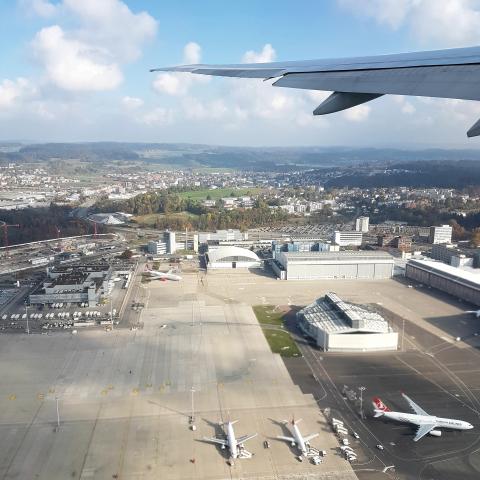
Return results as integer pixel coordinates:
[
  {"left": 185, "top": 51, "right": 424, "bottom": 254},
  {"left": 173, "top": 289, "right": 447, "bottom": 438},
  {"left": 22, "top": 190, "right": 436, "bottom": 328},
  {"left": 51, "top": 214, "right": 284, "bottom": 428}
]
[
  {"left": 373, "top": 393, "right": 473, "bottom": 442},
  {"left": 203, "top": 420, "right": 257, "bottom": 459},
  {"left": 144, "top": 266, "right": 182, "bottom": 281},
  {"left": 465, "top": 310, "right": 480, "bottom": 318},
  {"left": 277, "top": 417, "right": 319, "bottom": 455},
  {"left": 152, "top": 45, "right": 480, "bottom": 137}
]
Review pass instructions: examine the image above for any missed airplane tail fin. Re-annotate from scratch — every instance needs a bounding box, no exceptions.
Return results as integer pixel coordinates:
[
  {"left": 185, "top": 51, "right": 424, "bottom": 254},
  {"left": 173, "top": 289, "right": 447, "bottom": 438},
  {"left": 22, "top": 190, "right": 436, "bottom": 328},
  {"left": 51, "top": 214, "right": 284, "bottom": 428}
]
[
  {"left": 230, "top": 419, "right": 239, "bottom": 425},
  {"left": 292, "top": 416, "right": 302, "bottom": 425},
  {"left": 372, "top": 397, "right": 391, "bottom": 413}
]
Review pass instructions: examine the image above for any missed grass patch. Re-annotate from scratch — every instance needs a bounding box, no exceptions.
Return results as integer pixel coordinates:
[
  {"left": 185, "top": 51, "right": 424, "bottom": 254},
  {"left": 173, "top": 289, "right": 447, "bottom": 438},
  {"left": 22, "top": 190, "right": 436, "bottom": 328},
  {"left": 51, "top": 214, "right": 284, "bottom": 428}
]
[
  {"left": 178, "top": 187, "right": 261, "bottom": 202},
  {"left": 252, "top": 305, "right": 284, "bottom": 326},
  {"left": 262, "top": 330, "right": 301, "bottom": 358},
  {"left": 252, "top": 305, "right": 301, "bottom": 358}
]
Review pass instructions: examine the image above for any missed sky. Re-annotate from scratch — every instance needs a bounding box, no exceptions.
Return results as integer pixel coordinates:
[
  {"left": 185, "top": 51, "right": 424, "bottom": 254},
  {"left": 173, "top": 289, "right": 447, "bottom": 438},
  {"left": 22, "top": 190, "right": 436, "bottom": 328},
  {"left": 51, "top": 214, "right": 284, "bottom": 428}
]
[{"left": 2, "top": 0, "right": 480, "bottom": 147}]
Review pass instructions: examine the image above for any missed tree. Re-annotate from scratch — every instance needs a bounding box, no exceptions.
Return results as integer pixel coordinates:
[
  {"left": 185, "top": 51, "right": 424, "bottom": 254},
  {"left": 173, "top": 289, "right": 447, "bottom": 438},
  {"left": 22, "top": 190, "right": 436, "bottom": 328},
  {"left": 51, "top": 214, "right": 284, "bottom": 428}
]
[
  {"left": 119, "top": 249, "right": 133, "bottom": 259},
  {"left": 471, "top": 229, "right": 480, "bottom": 247}
]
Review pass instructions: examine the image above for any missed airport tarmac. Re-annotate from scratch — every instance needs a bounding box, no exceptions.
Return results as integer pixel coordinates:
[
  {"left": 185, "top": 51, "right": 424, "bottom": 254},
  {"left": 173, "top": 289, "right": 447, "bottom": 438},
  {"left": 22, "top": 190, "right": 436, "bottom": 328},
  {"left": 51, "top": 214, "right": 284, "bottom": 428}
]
[{"left": 0, "top": 271, "right": 356, "bottom": 480}]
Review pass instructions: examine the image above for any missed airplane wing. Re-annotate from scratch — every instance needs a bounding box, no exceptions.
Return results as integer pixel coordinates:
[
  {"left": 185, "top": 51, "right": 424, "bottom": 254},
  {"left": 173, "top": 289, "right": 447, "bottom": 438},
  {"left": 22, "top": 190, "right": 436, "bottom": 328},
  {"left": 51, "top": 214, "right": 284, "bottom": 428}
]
[
  {"left": 402, "top": 393, "right": 429, "bottom": 416},
  {"left": 303, "top": 433, "right": 319, "bottom": 442},
  {"left": 203, "top": 436, "right": 228, "bottom": 446},
  {"left": 151, "top": 45, "right": 480, "bottom": 137},
  {"left": 237, "top": 433, "right": 257, "bottom": 444},
  {"left": 276, "top": 435, "right": 295, "bottom": 442},
  {"left": 413, "top": 423, "right": 436, "bottom": 442}
]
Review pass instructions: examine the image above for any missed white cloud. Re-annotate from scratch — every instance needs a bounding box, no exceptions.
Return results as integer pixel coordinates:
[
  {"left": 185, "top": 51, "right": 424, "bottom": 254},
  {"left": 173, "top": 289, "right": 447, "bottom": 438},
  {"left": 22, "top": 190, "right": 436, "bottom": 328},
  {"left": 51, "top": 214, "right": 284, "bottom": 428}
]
[
  {"left": 183, "top": 42, "right": 201, "bottom": 64},
  {"left": 242, "top": 44, "right": 276, "bottom": 63},
  {"left": 153, "top": 41, "right": 207, "bottom": 97},
  {"left": 342, "top": 104, "right": 371, "bottom": 122},
  {"left": 33, "top": 25, "right": 123, "bottom": 91},
  {"left": 29, "top": 0, "right": 157, "bottom": 92},
  {"left": 0, "top": 77, "right": 36, "bottom": 109},
  {"left": 21, "top": 0, "right": 58, "bottom": 18},
  {"left": 122, "top": 96, "right": 144, "bottom": 109},
  {"left": 337, "top": 0, "right": 480, "bottom": 46},
  {"left": 139, "top": 107, "right": 174, "bottom": 126}
]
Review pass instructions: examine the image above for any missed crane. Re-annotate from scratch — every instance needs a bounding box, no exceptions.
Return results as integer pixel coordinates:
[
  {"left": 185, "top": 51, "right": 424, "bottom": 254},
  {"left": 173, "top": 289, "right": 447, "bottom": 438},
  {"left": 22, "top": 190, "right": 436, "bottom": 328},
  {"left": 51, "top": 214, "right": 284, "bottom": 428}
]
[{"left": 0, "top": 221, "right": 20, "bottom": 254}]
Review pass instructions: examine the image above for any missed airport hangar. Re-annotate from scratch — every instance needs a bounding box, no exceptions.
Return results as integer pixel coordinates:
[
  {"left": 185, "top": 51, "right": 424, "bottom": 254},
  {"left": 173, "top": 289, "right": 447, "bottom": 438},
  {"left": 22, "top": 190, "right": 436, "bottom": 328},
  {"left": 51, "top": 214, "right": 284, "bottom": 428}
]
[
  {"left": 205, "top": 245, "right": 262, "bottom": 269},
  {"left": 297, "top": 292, "right": 398, "bottom": 352},
  {"left": 271, "top": 250, "right": 394, "bottom": 280},
  {"left": 406, "top": 258, "right": 480, "bottom": 306}
]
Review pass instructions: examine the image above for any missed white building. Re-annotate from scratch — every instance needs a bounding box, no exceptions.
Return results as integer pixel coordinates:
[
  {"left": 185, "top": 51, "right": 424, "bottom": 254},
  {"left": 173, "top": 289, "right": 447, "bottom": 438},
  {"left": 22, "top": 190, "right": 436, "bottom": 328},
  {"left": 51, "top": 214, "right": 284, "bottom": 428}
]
[
  {"left": 273, "top": 251, "right": 394, "bottom": 280},
  {"left": 206, "top": 246, "right": 261, "bottom": 269},
  {"left": 429, "top": 224, "right": 453, "bottom": 244},
  {"left": 297, "top": 292, "right": 398, "bottom": 352},
  {"left": 355, "top": 216, "right": 370, "bottom": 233},
  {"left": 333, "top": 230, "right": 363, "bottom": 246},
  {"left": 147, "top": 231, "right": 177, "bottom": 255}
]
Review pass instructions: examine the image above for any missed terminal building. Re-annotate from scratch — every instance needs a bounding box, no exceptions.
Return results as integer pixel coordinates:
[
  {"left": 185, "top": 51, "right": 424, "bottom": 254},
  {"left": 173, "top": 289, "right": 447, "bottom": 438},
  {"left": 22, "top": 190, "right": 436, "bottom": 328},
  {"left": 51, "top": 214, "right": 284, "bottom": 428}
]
[
  {"left": 297, "top": 292, "right": 398, "bottom": 352},
  {"left": 272, "top": 251, "right": 394, "bottom": 280},
  {"left": 206, "top": 246, "right": 262, "bottom": 269},
  {"left": 406, "top": 259, "right": 480, "bottom": 306}
]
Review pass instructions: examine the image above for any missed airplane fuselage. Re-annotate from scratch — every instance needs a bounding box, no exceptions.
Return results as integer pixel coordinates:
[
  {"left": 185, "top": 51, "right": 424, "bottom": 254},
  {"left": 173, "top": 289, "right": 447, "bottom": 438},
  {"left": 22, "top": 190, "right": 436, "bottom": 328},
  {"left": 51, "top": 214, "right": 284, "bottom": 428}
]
[
  {"left": 383, "top": 411, "right": 472, "bottom": 431},
  {"left": 291, "top": 423, "right": 308, "bottom": 454},
  {"left": 226, "top": 422, "right": 239, "bottom": 459}
]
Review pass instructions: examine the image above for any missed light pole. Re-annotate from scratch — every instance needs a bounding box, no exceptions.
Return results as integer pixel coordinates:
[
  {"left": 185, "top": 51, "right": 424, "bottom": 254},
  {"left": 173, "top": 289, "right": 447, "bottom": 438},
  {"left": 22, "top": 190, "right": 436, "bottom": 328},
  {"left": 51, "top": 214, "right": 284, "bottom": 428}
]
[
  {"left": 25, "top": 304, "right": 29, "bottom": 335},
  {"left": 401, "top": 318, "right": 405, "bottom": 351},
  {"left": 190, "top": 387, "right": 196, "bottom": 430},
  {"left": 359, "top": 386, "right": 366, "bottom": 419},
  {"left": 55, "top": 396, "right": 60, "bottom": 431}
]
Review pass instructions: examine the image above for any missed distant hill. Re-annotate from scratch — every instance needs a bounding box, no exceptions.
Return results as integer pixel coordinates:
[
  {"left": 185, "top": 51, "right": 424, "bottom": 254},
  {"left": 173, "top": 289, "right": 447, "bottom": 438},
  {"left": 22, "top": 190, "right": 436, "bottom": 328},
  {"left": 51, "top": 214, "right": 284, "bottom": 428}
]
[{"left": 2, "top": 142, "right": 480, "bottom": 171}]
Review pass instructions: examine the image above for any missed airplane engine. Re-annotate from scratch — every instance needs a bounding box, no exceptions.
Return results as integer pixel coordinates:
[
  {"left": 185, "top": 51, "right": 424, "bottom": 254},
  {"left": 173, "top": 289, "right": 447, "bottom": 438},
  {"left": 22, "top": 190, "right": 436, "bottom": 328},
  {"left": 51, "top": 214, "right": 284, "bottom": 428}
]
[
  {"left": 291, "top": 441, "right": 296, "bottom": 447},
  {"left": 429, "top": 430, "right": 442, "bottom": 437},
  {"left": 221, "top": 445, "right": 226, "bottom": 449}
]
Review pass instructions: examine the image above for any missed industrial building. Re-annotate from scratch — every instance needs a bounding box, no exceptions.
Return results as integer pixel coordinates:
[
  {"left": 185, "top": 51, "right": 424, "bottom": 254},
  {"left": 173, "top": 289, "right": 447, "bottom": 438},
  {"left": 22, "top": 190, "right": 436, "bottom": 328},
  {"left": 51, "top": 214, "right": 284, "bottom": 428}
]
[
  {"left": 272, "top": 239, "right": 339, "bottom": 259},
  {"left": 333, "top": 230, "right": 363, "bottom": 246},
  {"left": 429, "top": 224, "right": 453, "bottom": 244},
  {"left": 147, "top": 231, "right": 176, "bottom": 255},
  {"left": 206, "top": 246, "right": 262, "bottom": 269},
  {"left": 430, "top": 243, "right": 473, "bottom": 267},
  {"left": 406, "top": 259, "right": 480, "bottom": 306},
  {"left": 297, "top": 292, "right": 398, "bottom": 352},
  {"left": 29, "top": 264, "right": 113, "bottom": 307},
  {"left": 272, "top": 251, "right": 394, "bottom": 280},
  {"left": 355, "top": 216, "right": 370, "bottom": 233},
  {"left": 198, "top": 229, "right": 247, "bottom": 244}
]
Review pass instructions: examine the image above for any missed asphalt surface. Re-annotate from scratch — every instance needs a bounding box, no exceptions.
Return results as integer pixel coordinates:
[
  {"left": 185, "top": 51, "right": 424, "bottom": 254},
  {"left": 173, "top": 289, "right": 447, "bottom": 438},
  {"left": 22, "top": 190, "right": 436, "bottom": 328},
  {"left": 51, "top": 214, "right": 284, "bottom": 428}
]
[{"left": 283, "top": 303, "right": 480, "bottom": 480}]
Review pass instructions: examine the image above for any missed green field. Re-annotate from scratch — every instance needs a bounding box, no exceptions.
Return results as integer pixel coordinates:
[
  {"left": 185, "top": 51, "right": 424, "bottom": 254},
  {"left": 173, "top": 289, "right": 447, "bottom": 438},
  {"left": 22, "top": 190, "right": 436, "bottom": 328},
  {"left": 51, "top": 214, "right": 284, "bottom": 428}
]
[
  {"left": 178, "top": 187, "right": 261, "bottom": 201},
  {"left": 252, "top": 305, "right": 301, "bottom": 357},
  {"left": 132, "top": 212, "right": 198, "bottom": 226}
]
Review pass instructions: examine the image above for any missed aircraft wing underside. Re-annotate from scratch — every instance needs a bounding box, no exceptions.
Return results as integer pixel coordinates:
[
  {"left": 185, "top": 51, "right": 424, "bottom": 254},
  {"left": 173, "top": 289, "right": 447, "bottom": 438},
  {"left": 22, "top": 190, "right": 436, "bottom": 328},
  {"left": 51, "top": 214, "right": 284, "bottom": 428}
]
[{"left": 152, "top": 45, "right": 480, "bottom": 137}]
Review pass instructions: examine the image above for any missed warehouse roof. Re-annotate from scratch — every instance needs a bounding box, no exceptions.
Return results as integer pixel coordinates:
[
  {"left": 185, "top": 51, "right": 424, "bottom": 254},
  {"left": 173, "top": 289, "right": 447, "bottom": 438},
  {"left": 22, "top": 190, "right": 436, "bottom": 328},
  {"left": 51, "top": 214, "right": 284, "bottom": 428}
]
[
  {"left": 408, "top": 259, "right": 480, "bottom": 289},
  {"left": 207, "top": 246, "right": 260, "bottom": 263},
  {"left": 298, "top": 292, "right": 392, "bottom": 334}
]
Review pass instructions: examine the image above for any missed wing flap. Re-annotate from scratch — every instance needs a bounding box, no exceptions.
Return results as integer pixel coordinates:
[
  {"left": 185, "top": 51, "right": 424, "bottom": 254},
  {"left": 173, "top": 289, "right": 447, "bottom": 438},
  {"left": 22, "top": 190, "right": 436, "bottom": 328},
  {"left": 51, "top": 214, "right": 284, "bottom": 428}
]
[
  {"left": 274, "top": 65, "right": 480, "bottom": 101},
  {"left": 414, "top": 423, "right": 436, "bottom": 442}
]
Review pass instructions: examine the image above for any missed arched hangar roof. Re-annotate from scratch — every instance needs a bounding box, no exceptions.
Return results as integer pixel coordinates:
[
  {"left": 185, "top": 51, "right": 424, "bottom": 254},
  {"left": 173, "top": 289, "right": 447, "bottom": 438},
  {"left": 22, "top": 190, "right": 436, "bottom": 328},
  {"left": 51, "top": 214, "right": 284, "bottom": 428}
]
[{"left": 207, "top": 246, "right": 260, "bottom": 263}]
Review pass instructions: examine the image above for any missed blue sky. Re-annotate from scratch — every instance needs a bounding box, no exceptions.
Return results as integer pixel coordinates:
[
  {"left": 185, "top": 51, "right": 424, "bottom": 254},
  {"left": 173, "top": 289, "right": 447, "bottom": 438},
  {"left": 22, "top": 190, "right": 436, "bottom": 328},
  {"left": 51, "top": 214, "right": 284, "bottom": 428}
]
[{"left": 1, "top": 0, "right": 480, "bottom": 147}]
